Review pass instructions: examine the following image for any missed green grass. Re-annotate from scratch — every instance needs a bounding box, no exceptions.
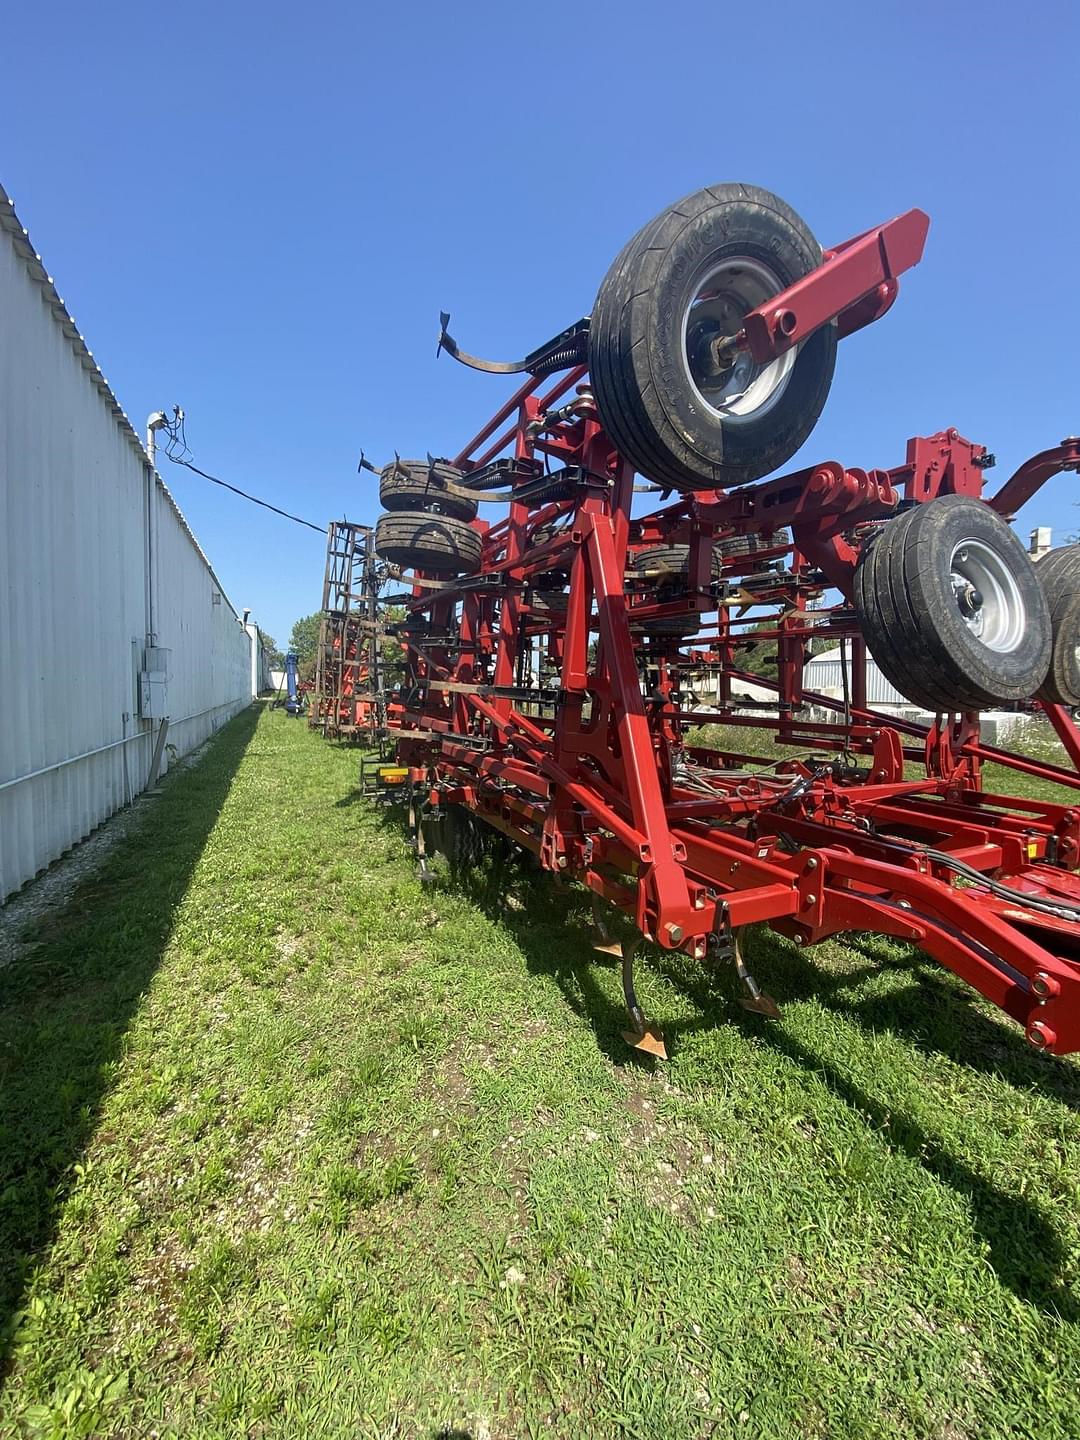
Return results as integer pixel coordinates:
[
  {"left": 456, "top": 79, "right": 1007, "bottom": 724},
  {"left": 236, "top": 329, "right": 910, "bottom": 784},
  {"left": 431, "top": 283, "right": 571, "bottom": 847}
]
[{"left": 1, "top": 703, "right": 1079, "bottom": 1438}]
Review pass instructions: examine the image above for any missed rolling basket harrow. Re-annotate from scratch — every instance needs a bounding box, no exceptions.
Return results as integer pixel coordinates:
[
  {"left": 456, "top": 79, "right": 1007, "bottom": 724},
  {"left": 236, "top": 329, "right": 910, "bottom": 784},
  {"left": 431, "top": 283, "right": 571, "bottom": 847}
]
[{"left": 333, "top": 183, "right": 1080, "bottom": 1060}]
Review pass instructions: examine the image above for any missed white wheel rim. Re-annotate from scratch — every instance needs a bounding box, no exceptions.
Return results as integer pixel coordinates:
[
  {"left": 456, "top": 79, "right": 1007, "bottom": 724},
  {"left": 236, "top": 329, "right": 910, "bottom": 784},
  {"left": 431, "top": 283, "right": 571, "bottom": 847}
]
[
  {"left": 680, "top": 257, "right": 797, "bottom": 425},
  {"left": 949, "top": 538, "right": 1026, "bottom": 653}
]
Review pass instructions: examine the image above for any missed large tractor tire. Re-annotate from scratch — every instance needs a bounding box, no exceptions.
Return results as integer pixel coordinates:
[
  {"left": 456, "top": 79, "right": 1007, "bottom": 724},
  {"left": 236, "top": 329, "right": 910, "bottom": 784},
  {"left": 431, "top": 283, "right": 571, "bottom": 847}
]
[
  {"left": 1034, "top": 544, "right": 1080, "bottom": 707},
  {"left": 590, "top": 184, "right": 836, "bottom": 491},
  {"left": 854, "top": 496, "right": 1051, "bottom": 711},
  {"left": 374, "top": 512, "right": 481, "bottom": 575},
  {"left": 379, "top": 459, "right": 478, "bottom": 523}
]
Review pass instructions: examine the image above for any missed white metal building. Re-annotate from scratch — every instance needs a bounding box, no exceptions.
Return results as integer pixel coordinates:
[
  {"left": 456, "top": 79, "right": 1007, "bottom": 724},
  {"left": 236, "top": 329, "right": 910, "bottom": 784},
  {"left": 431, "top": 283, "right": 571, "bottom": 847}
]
[
  {"left": 801, "top": 646, "right": 1037, "bottom": 745},
  {"left": 0, "top": 183, "right": 266, "bottom": 901},
  {"left": 803, "top": 646, "right": 908, "bottom": 708}
]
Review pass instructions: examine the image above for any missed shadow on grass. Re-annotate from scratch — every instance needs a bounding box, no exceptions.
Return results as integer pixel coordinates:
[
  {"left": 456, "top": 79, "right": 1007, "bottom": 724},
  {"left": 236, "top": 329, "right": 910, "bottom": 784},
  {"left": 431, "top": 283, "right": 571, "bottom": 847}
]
[
  {"left": 750, "top": 927, "right": 1080, "bottom": 1115},
  {"left": 0, "top": 703, "right": 261, "bottom": 1371},
  {"left": 334, "top": 790, "right": 369, "bottom": 809},
  {"left": 374, "top": 802, "right": 1077, "bottom": 1318},
  {"left": 658, "top": 930, "right": 1080, "bottom": 1319},
  {"left": 746, "top": 1014, "right": 1079, "bottom": 1320}
]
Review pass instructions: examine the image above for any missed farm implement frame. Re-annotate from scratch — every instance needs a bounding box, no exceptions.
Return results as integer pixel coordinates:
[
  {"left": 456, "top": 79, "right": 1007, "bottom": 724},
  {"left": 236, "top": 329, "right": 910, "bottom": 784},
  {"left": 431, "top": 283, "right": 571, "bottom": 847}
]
[{"left": 336, "top": 184, "right": 1080, "bottom": 1059}]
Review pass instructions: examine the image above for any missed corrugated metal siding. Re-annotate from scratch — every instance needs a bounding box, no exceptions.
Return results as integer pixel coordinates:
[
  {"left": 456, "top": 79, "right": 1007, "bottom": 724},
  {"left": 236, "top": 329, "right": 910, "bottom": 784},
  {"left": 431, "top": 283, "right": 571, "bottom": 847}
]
[
  {"left": 803, "top": 647, "right": 909, "bottom": 706},
  {"left": 0, "top": 185, "right": 253, "bottom": 900},
  {"left": 244, "top": 622, "right": 274, "bottom": 696},
  {"left": 151, "top": 485, "right": 253, "bottom": 758}
]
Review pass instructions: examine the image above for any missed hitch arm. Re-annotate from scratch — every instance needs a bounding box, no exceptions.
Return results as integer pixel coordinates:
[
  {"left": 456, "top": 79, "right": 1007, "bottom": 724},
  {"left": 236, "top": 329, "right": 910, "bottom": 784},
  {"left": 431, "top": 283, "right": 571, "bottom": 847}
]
[{"left": 739, "top": 208, "right": 930, "bottom": 364}]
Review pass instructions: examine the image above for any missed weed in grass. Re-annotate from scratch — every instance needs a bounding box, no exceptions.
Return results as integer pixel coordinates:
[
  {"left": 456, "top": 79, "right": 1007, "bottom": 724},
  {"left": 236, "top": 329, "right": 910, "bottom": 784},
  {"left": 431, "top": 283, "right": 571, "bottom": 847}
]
[
  {"left": 291, "top": 1278, "right": 341, "bottom": 1351},
  {"left": 325, "top": 1153, "right": 418, "bottom": 1222},
  {"left": 561, "top": 1260, "right": 593, "bottom": 1307},
  {"left": 305, "top": 1044, "right": 331, "bottom": 1079},
  {"left": 354, "top": 1051, "right": 387, "bottom": 1087},
  {"left": 354, "top": 1289, "right": 413, "bottom": 1355},
  {"left": 18, "top": 1368, "right": 129, "bottom": 1440},
  {"left": 398, "top": 1012, "right": 440, "bottom": 1052},
  {"left": 178, "top": 1235, "right": 249, "bottom": 1357}
]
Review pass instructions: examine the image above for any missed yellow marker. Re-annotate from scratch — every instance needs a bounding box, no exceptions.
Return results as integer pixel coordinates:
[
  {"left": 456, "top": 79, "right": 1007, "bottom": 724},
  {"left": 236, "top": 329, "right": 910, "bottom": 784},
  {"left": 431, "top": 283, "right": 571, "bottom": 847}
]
[{"left": 1027, "top": 841, "right": 1039, "bottom": 860}]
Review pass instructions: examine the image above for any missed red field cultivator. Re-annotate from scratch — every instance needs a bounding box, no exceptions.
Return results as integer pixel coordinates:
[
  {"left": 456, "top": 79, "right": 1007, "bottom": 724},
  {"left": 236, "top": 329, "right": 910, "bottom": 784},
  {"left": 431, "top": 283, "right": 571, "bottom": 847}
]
[{"left": 356, "top": 183, "right": 1080, "bottom": 1059}]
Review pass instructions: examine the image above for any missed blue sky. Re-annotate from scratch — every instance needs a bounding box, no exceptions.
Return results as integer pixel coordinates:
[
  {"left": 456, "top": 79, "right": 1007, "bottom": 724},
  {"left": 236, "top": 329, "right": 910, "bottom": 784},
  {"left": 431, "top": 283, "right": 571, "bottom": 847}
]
[{"left": 3, "top": 1, "right": 1078, "bottom": 650}]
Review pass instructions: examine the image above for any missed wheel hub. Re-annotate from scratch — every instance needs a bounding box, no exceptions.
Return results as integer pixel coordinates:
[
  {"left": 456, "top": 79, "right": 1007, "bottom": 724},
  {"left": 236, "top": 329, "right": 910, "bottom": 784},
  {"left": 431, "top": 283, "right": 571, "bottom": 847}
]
[
  {"left": 949, "top": 539, "right": 1025, "bottom": 652},
  {"left": 680, "top": 258, "right": 797, "bottom": 424}
]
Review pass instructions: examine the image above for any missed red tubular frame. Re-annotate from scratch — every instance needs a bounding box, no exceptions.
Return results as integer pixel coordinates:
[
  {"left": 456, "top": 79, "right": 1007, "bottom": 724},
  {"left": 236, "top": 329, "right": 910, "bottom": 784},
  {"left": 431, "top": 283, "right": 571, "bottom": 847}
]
[{"left": 369, "top": 209, "right": 1080, "bottom": 1059}]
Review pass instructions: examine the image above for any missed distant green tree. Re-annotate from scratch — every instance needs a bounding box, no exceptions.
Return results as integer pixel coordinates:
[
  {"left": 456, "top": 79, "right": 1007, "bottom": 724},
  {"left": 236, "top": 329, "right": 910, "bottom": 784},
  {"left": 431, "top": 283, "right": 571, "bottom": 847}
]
[
  {"left": 289, "top": 613, "right": 322, "bottom": 678},
  {"left": 258, "top": 629, "right": 285, "bottom": 668},
  {"left": 733, "top": 615, "right": 829, "bottom": 677},
  {"left": 733, "top": 619, "right": 779, "bottom": 676},
  {"left": 381, "top": 604, "right": 406, "bottom": 671}
]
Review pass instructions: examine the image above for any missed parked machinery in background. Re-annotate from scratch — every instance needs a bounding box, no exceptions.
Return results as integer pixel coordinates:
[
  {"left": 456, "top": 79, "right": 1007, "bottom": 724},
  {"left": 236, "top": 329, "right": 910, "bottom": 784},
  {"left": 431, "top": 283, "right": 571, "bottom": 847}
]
[
  {"left": 309, "top": 521, "right": 385, "bottom": 738},
  {"left": 280, "top": 651, "right": 307, "bottom": 716},
  {"left": 343, "top": 183, "right": 1080, "bottom": 1059}
]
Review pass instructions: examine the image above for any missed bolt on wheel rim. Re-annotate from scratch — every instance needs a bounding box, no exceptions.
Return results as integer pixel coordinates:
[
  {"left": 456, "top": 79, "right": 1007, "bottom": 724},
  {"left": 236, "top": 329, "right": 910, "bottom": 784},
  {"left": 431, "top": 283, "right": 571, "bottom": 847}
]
[
  {"left": 680, "top": 257, "right": 797, "bottom": 424},
  {"left": 949, "top": 538, "right": 1026, "bottom": 652}
]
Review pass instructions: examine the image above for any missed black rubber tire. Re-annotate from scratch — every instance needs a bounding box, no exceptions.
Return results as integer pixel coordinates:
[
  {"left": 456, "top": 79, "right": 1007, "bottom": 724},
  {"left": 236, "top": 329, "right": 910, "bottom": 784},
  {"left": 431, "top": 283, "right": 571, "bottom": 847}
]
[
  {"left": 526, "top": 589, "right": 568, "bottom": 615},
  {"left": 629, "top": 545, "right": 720, "bottom": 634},
  {"left": 1035, "top": 545, "right": 1080, "bottom": 707},
  {"left": 718, "top": 527, "right": 790, "bottom": 559},
  {"left": 379, "top": 460, "right": 478, "bottom": 523},
  {"left": 590, "top": 183, "right": 837, "bottom": 491},
  {"left": 432, "top": 804, "right": 511, "bottom": 874},
  {"left": 530, "top": 524, "right": 573, "bottom": 580},
  {"left": 374, "top": 511, "right": 482, "bottom": 575},
  {"left": 630, "top": 544, "right": 723, "bottom": 583},
  {"left": 631, "top": 545, "right": 684, "bottom": 582},
  {"left": 854, "top": 496, "right": 1051, "bottom": 711},
  {"left": 855, "top": 508, "right": 972, "bottom": 711}
]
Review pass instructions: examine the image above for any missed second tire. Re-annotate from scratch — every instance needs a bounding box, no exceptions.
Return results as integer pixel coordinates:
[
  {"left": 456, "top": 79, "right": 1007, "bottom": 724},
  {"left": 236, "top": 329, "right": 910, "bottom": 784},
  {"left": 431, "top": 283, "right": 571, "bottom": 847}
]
[
  {"left": 854, "top": 496, "right": 1051, "bottom": 711},
  {"left": 374, "top": 512, "right": 481, "bottom": 575}
]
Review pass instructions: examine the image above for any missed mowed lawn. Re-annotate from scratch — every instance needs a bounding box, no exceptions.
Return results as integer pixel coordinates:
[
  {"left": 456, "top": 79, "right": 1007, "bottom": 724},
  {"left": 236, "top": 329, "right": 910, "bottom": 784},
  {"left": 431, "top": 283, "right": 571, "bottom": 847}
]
[{"left": 1, "top": 704, "right": 1079, "bottom": 1439}]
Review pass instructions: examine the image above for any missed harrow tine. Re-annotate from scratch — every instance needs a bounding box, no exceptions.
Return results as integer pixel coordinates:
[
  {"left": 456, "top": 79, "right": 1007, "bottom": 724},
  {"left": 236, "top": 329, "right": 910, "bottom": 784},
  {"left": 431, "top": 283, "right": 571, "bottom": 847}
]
[
  {"left": 620, "top": 939, "right": 668, "bottom": 1060},
  {"left": 407, "top": 783, "right": 436, "bottom": 888}
]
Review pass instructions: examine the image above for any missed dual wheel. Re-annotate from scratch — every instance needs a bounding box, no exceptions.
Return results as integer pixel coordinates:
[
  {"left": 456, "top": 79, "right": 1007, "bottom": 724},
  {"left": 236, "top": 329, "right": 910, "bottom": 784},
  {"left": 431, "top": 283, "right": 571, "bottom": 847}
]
[
  {"left": 373, "top": 460, "right": 481, "bottom": 574},
  {"left": 852, "top": 496, "right": 1076, "bottom": 711}
]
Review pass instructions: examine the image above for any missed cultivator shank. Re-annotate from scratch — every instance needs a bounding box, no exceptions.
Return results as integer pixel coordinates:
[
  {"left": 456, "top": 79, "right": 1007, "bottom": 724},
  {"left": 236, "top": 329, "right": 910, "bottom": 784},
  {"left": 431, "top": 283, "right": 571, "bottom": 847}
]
[{"left": 337, "top": 185, "right": 1080, "bottom": 1058}]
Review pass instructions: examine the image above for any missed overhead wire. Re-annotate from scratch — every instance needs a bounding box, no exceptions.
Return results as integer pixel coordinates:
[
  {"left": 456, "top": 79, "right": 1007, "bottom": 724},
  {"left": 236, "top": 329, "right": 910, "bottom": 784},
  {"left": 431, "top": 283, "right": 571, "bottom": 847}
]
[{"left": 157, "top": 409, "right": 326, "bottom": 534}]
